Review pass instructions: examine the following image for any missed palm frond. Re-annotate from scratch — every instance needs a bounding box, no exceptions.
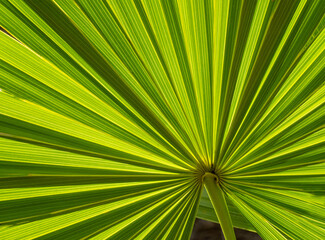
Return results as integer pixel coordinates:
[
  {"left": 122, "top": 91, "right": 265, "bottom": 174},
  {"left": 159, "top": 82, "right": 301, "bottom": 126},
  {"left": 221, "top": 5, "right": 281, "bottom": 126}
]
[{"left": 0, "top": 0, "right": 324, "bottom": 239}]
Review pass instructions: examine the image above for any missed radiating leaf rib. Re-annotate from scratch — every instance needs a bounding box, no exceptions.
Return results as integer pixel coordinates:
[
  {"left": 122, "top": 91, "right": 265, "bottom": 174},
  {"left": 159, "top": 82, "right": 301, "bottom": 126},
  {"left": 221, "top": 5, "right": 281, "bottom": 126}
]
[
  {"left": 0, "top": 135, "right": 181, "bottom": 176},
  {"left": 157, "top": 185, "right": 201, "bottom": 240},
  {"left": 133, "top": 189, "right": 191, "bottom": 239},
  {"left": 228, "top": 192, "right": 287, "bottom": 240},
  {"left": 227, "top": 127, "right": 325, "bottom": 175},
  {"left": 233, "top": 189, "right": 325, "bottom": 239},
  {"left": 221, "top": 0, "right": 271, "bottom": 151},
  {"left": 1, "top": 0, "right": 202, "bottom": 169},
  {"left": 0, "top": 182, "right": 188, "bottom": 239},
  {"left": 234, "top": 185, "right": 325, "bottom": 228},
  {"left": 0, "top": 92, "right": 192, "bottom": 171},
  {"left": 219, "top": 1, "right": 324, "bottom": 168},
  {"left": 219, "top": 0, "right": 308, "bottom": 160},
  {"left": 90, "top": 182, "right": 196, "bottom": 240},
  {"left": 0, "top": 31, "right": 196, "bottom": 169},
  {"left": 212, "top": 0, "right": 230, "bottom": 166}
]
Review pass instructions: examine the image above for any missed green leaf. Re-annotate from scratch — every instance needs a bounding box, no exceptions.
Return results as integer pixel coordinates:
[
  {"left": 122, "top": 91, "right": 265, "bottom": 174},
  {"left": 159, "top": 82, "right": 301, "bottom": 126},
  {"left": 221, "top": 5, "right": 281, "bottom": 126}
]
[{"left": 0, "top": 0, "right": 324, "bottom": 239}]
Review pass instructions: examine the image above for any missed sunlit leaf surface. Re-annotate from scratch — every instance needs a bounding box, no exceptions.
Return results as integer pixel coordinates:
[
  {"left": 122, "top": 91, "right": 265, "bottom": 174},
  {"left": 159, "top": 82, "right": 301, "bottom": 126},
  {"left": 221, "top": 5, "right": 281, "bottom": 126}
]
[{"left": 0, "top": 0, "right": 324, "bottom": 239}]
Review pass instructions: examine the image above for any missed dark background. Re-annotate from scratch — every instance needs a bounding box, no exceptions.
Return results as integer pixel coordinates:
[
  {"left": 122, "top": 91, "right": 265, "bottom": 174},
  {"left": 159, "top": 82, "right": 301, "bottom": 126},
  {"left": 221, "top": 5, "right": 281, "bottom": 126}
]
[{"left": 191, "top": 219, "right": 261, "bottom": 240}]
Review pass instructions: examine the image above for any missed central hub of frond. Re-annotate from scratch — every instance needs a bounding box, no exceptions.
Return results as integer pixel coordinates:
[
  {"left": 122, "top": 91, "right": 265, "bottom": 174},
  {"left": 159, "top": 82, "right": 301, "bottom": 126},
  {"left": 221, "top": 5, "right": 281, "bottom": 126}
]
[{"left": 202, "top": 172, "right": 219, "bottom": 184}]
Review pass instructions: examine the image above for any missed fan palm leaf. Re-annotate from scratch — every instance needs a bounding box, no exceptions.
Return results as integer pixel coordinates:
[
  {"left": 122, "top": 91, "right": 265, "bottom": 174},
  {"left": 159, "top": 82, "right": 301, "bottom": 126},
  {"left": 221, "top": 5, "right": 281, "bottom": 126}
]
[{"left": 0, "top": 0, "right": 324, "bottom": 239}]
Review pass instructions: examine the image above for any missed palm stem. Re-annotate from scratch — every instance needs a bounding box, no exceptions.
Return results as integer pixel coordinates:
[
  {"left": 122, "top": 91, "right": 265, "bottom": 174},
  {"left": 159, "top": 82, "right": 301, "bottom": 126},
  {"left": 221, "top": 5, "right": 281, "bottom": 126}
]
[{"left": 203, "top": 173, "right": 236, "bottom": 240}]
